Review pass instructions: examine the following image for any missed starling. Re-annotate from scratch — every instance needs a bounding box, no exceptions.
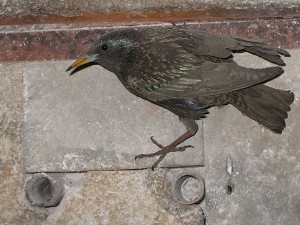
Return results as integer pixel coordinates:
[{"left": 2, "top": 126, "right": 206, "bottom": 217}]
[{"left": 67, "top": 27, "right": 294, "bottom": 169}]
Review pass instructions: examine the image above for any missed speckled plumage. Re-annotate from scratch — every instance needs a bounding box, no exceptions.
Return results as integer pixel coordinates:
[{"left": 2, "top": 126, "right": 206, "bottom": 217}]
[{"left": 67, "top": 27, "right": 294, "bottom": 168}]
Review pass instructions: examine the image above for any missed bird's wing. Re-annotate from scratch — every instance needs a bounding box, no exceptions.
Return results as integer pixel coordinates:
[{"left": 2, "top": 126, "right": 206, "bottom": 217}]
[
  {"left": 124, "top": 28, "right": 285, "bottom": 102},
  {"left": 127, "top": 60, "right": 283, "bottom": 102},
  {"left": 180, "top": 29, "right": 289, "bottom": 65}
]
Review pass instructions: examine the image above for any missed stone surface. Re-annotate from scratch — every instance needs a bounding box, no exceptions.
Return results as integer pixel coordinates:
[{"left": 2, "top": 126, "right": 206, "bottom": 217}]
[
  {"left": 0, "top": 63, "right": 48, "bottom": 224},
  {"left": 0, "top": 0, "right": 299, "bottom": 26},
  {"left": 1, "top": 39, "right": 300, "bottom": 225},
  {"left": 22, "top": 61, "right": 204, "bottom": 172},
  {"left": 44, "top": 170, "right": 205, "bottom": 225},
  {"left": 1, "top": 19, "right": 300, "bottom": 62},
  {"left": 1, "top": 0, "right": 299, "bottom": 15},
  {"left": 0, "top": 63, "right": 23, "bottom": 224},
  {"left": 202, "top": 49, "right": 300, "bottom": 225}
]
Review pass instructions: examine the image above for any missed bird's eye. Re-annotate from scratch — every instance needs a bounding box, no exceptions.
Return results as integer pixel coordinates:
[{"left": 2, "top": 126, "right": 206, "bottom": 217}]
[{"left": 101, "top": 44, "right": 108, "bottom": 51}]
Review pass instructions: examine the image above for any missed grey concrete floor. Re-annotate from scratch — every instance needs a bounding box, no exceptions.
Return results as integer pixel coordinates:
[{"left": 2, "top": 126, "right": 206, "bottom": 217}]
[{"left": 0, "top": 48, "right": 300, "bottom": 224}]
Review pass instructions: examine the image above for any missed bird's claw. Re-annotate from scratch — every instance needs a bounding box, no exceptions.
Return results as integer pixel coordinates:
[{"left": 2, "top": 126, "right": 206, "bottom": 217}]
[
  {"left": 150, "top": 136, "right": 164, "bottom": 149},
  {"left": 135, "top": 137, "right": 194, "bottom": 169},
  {"left": 175, "top": 145, "right": 194, "bottom": 152}
]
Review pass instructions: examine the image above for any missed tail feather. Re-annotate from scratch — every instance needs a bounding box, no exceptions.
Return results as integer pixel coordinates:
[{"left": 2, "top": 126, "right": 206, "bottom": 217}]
[
  {"left": 229, "top": 85, "right": 294, "bottom": 133},
  {"left": 244, "top": 47, "right": 286, "bottom": 66},
  {"left": 233, "top": 37, "right": 290, "bottom": 66}
]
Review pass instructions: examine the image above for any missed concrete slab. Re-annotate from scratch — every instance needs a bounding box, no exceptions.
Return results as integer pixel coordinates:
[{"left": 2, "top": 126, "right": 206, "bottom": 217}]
[
  {"left": 22, "top": 61, "right": 204, "bottom": 172},
  {"left": 44, "top": 170, "right": 205, "bottom": 225},
  {"left": 0, "top": 63, "right": 49, "bottom": 224},
  {"left": 2, "top": 42, "right": 300, "bottom": 225},
  {"left": 202, "top": 49, "right": 300, "bottom": 225},
  {"left": 0, "top": 63, "right": 23, "bottom": 224}
]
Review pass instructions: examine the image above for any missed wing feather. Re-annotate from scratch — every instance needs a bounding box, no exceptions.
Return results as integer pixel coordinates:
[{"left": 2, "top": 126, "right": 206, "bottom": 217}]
[{"left": 123, "top": 28, "right": 286, "bottom": 102}]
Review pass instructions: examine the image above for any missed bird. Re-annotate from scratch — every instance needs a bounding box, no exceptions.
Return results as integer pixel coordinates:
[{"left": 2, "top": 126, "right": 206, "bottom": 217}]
[{"left": 67, "top": 26, "right": 294, "bottom": 169}]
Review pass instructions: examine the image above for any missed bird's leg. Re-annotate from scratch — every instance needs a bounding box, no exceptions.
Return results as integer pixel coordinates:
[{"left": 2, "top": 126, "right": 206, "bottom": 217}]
[{"left": 135, "top": 118, "right": 198, "bottom": 169}]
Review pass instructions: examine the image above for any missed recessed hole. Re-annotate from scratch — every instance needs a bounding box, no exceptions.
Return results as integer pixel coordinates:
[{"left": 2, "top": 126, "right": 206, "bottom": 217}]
[
  {"left": 25, "top": 173, "right": 64, "bottom": 207},
  {"left": 226, "top": 181, "right": 234, "bottom": 195},
  {"left": 27, "top": 177, "right": 53, "bottom": 204},
  {"left": 173, "top": 174, "right": 204, "bottom": 204}
]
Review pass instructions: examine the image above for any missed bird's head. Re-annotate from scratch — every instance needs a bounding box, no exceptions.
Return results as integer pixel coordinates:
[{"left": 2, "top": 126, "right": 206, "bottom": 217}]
[{"left": 67, "top": 29, "right": 139, "bottom": 75}]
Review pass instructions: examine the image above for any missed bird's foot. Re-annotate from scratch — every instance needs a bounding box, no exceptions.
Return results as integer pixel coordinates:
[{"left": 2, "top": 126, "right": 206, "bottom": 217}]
[{"left": 135, "top": 136, "right": 194, "bottom": 170}]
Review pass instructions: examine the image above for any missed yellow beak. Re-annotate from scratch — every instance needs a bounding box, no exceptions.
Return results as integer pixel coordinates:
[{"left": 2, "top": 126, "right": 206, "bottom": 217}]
[{"left": 66, "top": 55, "right": 89, "bottom": 71}]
